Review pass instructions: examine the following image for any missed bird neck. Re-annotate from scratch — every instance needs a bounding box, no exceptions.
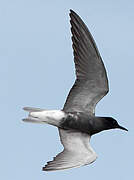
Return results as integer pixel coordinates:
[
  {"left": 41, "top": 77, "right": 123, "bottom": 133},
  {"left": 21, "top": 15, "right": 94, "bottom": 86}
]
[{"left": 90, "top": 117, "right": 109, "bottom": 135}]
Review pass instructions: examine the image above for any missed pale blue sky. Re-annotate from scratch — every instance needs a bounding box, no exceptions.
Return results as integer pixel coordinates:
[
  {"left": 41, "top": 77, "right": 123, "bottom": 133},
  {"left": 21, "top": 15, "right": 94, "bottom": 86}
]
[{"left": 1, "top": 0, "right": 134, "bottom": 179}]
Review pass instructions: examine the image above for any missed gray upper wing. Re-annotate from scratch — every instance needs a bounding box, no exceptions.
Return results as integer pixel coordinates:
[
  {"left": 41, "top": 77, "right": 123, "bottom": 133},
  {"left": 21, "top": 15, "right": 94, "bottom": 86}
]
[{"left": 63, "top": 10, "right": 109, "bottom": 115}]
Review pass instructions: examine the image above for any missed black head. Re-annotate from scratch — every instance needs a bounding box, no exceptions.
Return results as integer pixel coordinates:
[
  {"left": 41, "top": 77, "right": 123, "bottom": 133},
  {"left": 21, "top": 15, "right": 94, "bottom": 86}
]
[{"left": 104, "top": 117, "right": 128, "bottom": 131}]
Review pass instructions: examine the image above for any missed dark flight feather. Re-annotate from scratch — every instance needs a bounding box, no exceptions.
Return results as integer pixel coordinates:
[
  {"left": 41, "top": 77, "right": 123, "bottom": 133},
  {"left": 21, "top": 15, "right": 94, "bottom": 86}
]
[{"left": 63, "top": 9, "right": 109, "bottom": 115}]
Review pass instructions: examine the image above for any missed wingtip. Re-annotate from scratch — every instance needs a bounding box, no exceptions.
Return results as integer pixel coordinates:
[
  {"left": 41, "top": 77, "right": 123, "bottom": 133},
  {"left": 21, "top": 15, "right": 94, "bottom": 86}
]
[
  {"left": 69, "top": 9, "right": 77, "bottom": 16},
  {"left": 42, "top": 167, "right": 46, "bottom": 171},
  {"left": 70, "top": 9, "right": 74, "bottom": 13},
  {"left": 42, "top": 165, "right": 56, "bottom": 172}
]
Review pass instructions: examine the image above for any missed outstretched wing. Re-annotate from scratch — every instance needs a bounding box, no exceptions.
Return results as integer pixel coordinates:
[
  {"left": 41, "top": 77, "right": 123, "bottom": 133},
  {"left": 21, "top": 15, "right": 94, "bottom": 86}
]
[
  {"left": 63, "top": 10, "right": 109, "bottom": 115},
  {"left": 43, "top": 129, "right": 97, "bottom": 171}
]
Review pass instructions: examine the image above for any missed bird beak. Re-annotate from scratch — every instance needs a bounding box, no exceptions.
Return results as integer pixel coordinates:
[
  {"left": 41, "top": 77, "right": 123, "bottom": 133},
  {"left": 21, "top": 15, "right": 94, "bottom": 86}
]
[{"left": 118, "top": 125, "right": 128, "bottom": 131}]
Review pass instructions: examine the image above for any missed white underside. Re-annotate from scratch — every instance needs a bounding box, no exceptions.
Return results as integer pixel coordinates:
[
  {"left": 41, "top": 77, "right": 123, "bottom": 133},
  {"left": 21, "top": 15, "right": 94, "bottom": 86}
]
[
  {"left": 23, "top": 107, "right": 97, "bottom": 171},
  {"left": 23, "top": 107, "right": 66, "bottom": 127},
  {"left": 44, "top": 129, "right": 97, "bottom": 171}
]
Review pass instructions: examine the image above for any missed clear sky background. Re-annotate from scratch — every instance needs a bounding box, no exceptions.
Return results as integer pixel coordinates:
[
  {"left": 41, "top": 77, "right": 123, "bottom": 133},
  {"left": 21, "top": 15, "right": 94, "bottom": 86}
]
[{"left": 1, "top": 0, "right": 134, "bottom": 179}]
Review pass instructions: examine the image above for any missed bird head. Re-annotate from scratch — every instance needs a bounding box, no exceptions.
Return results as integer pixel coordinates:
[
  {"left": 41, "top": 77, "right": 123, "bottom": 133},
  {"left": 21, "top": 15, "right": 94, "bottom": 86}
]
[{"left": 104, "top": 117, "right": 128, "bottom": 131}]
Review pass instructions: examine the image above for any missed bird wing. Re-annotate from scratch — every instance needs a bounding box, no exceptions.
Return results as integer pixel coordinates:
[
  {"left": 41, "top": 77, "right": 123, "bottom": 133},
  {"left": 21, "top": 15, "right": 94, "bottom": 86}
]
[
  {"left": 63, "top": 10, "right": 109, "bottom": 115},
  {"left": 43, "top": 129, "right": 97, "bottom": 171}
]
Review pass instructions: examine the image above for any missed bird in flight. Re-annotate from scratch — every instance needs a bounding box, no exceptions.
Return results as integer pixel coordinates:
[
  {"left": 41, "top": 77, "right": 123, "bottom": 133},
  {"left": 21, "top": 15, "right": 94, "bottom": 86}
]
[{"left": 23, "top": 9, "right": 128, "bottom": 171}]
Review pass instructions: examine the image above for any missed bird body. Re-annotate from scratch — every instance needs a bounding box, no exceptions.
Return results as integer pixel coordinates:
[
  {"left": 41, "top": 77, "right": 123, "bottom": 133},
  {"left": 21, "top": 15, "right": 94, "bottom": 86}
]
[
  {"left": 24, "top": 107, "right": 127, "bottom": 136},
  {"left": 23, "top": 9, "right": 127, "bottom": 171},
  {"left": 23, "top": 108, "right": 103, "bottom": 135}
]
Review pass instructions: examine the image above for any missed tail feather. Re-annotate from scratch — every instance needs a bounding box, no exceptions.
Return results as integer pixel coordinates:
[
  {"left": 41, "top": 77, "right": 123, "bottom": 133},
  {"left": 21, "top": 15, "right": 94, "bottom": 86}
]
[
  {"left": 22, "top": 117, "right": 47, "bottom": 124},
  {"left": 23, "top": 107, "right": 44, "bottom": 112},
  {"left": 22, "top": 108, "right": 66, "bottom": 127}
]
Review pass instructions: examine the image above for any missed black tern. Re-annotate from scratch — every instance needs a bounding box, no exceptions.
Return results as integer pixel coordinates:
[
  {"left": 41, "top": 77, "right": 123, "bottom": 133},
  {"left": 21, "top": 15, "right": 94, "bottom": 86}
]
[{"left": 23, "top": 9, "right": 128, "bottom": 171}]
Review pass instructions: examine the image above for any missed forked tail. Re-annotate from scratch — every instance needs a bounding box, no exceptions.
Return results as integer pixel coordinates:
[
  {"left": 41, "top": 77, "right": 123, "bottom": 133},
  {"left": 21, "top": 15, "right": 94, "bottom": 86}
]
[{"left": 22, "top": 107, "right": 66, "bottom": 127}]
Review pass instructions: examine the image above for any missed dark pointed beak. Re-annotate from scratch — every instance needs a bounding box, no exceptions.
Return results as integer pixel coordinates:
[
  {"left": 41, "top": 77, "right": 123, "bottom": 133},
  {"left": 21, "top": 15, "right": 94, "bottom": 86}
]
[{"left": 118, "top": 125, "right": 128, "bottom": 131}]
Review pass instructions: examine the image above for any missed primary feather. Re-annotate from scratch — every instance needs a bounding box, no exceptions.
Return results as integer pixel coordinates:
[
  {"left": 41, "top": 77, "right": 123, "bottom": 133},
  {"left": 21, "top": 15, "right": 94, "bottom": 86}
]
[
  {"left": 43, "top": 129, "right": 97, "bottom": 171},
  {"left": 63, "top": 10, "right": 109, "bottom": 115}
]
